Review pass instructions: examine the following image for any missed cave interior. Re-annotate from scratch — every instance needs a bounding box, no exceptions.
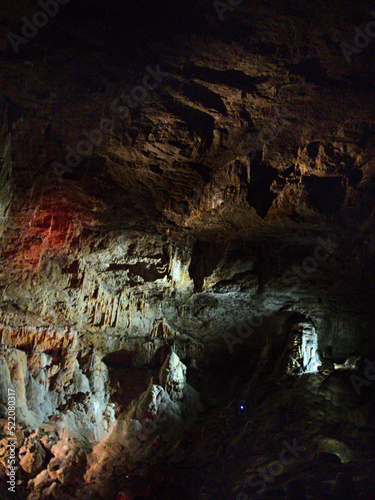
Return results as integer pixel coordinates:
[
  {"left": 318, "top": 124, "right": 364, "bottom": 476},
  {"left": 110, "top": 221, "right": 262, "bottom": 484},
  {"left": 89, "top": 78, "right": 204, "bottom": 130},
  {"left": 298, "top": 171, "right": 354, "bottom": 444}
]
[{"left": 1, "top": 0, "right": 375, "bottom": 499}]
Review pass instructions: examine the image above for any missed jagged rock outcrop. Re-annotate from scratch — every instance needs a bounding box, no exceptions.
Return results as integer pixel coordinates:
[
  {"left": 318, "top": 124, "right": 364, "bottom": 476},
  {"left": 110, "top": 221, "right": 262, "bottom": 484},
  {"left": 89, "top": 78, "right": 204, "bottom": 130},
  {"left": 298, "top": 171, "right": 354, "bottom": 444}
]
[
  {"left": 84, "top": 352, "right": 200, "bottom": 497},
  {"left": 0, "top": 326, "right": 115, "bottom": 440}
]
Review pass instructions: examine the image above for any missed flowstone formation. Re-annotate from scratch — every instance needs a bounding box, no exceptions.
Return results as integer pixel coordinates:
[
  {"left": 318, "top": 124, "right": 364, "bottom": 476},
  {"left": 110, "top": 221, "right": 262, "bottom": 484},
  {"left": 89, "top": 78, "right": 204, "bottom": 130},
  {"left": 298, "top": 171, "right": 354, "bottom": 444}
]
[
  {"left": 285, "top": 319, "right": 320, "bottom": 375},
  {"left": 84, "top": 352, "right": 200, "bottom": 498},
  {"left": 0, "top": 328, "right": 114, "bottom": 437},
  {"left": 0, "top": 351, "right": 200, "bottom": 499}
]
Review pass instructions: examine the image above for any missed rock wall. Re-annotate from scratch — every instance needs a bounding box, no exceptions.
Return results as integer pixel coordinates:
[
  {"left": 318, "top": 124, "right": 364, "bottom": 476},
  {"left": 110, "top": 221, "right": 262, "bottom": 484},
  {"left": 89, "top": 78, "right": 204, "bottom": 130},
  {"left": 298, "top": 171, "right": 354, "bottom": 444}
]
[{"left": 0, "top": 325, "right": 114, "bottom": 439}]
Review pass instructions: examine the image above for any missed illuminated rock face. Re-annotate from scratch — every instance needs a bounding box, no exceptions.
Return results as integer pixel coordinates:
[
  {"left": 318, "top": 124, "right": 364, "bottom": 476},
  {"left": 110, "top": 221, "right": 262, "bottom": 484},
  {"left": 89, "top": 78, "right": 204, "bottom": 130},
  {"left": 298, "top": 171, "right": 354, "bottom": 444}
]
[
  {"left": 301, "top": 322, "right": 320, "bottom": 373},
  {"left": 286, "top": 321, "right": 320, "bottom": 375},
  {"left": 0, "top": 328, "right": 115, "bottom": 439},
  {"left": 83, "top": 352, "right": 200, "bottom": 497},
  {"left": 159, "top": 352, "right": 187, "bottom": 401}
]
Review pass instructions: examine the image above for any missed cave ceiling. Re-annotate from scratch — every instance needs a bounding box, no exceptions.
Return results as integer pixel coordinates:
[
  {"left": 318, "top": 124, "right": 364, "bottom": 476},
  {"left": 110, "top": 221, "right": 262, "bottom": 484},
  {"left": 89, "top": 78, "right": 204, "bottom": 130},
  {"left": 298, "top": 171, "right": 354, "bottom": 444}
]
[{"left": 0, "top": 0, "right": 375, "bottom": 362}]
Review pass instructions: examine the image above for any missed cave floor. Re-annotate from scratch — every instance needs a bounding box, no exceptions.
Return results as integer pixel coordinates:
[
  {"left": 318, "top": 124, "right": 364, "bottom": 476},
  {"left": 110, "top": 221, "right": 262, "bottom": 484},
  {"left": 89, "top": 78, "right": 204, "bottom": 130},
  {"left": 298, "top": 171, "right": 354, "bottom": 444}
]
[{"left": 104, "top": 369, "right": 375, "bottom": 500}]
